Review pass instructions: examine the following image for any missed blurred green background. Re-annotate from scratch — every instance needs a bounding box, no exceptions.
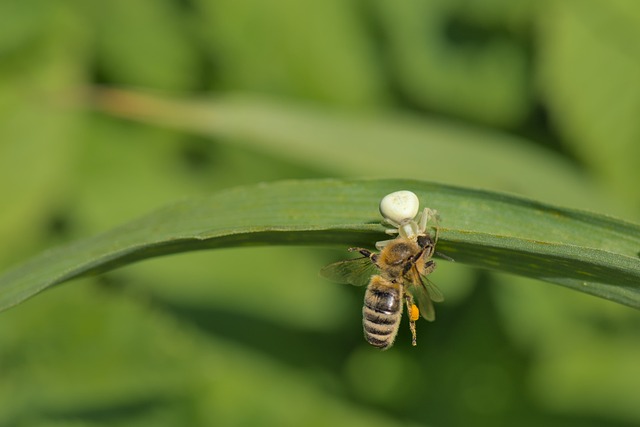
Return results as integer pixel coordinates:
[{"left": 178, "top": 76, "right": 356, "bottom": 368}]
[{"left": 1, "top": 0, "right": 640, "bottom": 426}]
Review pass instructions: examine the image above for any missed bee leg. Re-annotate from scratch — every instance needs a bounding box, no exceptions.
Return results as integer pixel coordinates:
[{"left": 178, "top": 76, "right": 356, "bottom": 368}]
[
  {"left": 404, "top": 294, "right": 418, "bottom": 346},
  {"left": 423, "top": 259, "right": 437, "bottom": 275},
  {"left": 348, "top": 247, "right": 371, "bottom": 257},
  {"left": 348, "top": 247, "right": 379, "bottom": 265}
]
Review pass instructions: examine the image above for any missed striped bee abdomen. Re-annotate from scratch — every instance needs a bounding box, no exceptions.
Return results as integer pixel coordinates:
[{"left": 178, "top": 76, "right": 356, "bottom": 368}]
[{"left": 362, "top": 276, "right": 402, "bottom": 350}]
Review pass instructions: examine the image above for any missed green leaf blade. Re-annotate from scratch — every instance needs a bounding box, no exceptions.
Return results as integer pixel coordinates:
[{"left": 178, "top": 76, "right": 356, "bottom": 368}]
[
  {"left": 1, "top": 179, "right": 639, "bottom": 313},
  {"left": 440, "top": 231, "right": 640, "bottom": 308}
]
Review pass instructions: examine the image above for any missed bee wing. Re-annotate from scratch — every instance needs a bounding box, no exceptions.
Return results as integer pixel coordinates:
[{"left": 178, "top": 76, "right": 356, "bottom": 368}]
[
  {"left": 319, "top": 257, "right": 377, "bottom": 287},
  {"left": 407, "top": 271, "right": 444, "bottom": 322},
  {"left": 410, "top": 283, "right": 436, "bottom": 322},
  {"left": 422, "top": 275, "right": 445, "bottom": 303}
]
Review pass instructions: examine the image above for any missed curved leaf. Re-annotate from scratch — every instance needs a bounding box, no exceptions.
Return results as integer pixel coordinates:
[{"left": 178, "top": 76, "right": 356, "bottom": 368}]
[
  {"left": 1, "top": 179, "right": 640, "bottom": 312},
  {"left": 90, "top": 88, "right": 621, "bottom": 215}
]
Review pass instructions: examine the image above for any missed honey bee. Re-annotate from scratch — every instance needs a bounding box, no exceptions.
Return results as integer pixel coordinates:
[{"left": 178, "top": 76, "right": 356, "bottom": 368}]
[
  {"left": 320, "top": 190, "right": 447, "bottom": 349},
  {"left": 321, "top": 233, "right": 444, "bottom": 350}
]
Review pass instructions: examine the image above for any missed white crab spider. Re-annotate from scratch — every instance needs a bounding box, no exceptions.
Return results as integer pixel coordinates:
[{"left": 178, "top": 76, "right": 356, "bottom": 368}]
[{"left": 375, "top": 190, "right": 439, "bottom": 250}]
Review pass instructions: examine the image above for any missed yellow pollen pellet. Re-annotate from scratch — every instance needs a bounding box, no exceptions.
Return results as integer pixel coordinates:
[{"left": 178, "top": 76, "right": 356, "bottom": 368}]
[{"left": 409, "top": 304, "right": 420, "bottom": 322}]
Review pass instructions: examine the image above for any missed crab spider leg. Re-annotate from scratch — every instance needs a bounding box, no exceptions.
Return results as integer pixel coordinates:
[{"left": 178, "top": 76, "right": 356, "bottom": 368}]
[
  {"left": 375, "top": 238, "right": 395, "bottom": 250},
  {"left": 383, "top": 218, "right": 401, "bottom": 234},
  {"left": 417, "top": 208, "right": 439, "bottom": 232},
  {"left": 417, "top": 208, "right": 428, "bottom": 232}
]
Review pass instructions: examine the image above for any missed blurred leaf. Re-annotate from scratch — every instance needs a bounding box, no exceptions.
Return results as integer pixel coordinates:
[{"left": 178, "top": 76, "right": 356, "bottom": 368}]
[
  {"left": 373, "top": 0, "right": 531, "bottom": 127},
  {"left": 123, "top": 247, "right": 353, "bottom": 332},
  {"left": 0, "top": 281, "right": 405, "bottom": 427},
  {"left": 92, "top": 0, "right": 200, "bottom": 90},
  {"left": 69, "top": 115, "right": 323, "bottom": 233},
  {"left": 90, "top": 88, "right": 627, "bottom": 217},
  {"left": 0, "top": 0, "right": 50, "bottom": 55},
  {"left": 538, "top": 0, "right": 640, "bottom": 206},
  {"left": 1, "top": 179, "right": 640, "bottom": 313},
  {"left": 531, "top": 337, "right": 640, "bottom": 422},
  {"left": 494, "top": 273, "right": 640, "bottom": 421},
  {"left": 0, "top": 2, "right": 88, "bottom": 266},
  {"left": 193, "top": 0, "right": 387, "bottom": 107}
]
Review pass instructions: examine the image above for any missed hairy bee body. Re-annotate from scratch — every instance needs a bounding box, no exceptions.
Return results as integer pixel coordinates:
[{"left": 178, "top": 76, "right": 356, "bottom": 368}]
[
  {"left": 362, "top": 276, "right": 403, "bottom": 349},
  {"left": 359, "top": 236, "right": 437, "bottom": 349},
  {"left": 320, "top": 206, "right": 445, "bottom": 349}
]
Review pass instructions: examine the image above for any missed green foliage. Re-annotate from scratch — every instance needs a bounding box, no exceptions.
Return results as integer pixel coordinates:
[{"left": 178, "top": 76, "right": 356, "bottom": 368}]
[
  {"left": 539, "top": 0, "right": 640, "bottom": 207},
  {"left": 2, "top": 179, "right": 640, "bottom": 314},
  {"left": 373, "top": 0, "right": 532, "bottom": 126},
  {"left": 1, "top": 1, "right": 640, "bottom": 426},
  {"left": 91, "top": 88, "right": 605, "bottom": 212}
]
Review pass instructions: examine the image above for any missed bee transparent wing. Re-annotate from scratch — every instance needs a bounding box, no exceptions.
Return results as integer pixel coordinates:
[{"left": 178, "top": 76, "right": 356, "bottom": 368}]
[
  {"left": 411, "top": 283, "right": 436, "bottom": 322},
  {"left": 319, "top": 257, "right": 377, "bottom": 287},
  {"left": 422, "top": 275, "right": 445, "bottom": 303},
  {"left": 407, "top": 272, "right": 444, "bottom": 322}
]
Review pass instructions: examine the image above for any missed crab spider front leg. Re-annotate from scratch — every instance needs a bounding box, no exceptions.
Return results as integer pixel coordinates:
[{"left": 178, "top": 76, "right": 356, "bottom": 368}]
[
  {"left": 375, "top": 238, "right": 395, "bottom": 250},
  {"left": 377, "top": 221, "right": 419, "bottom": 249},
  {"left": 385, "top": 228, "right": 399, "bottom": 236},
  {"left": 417, "top": 207, "right": 439, "bottom": 233},
  {"left": 416, "top": 208, "right": 428, "bottom": 233},
  {"left": 383, "top": 217, "right": 402, "bottom": 236}
]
